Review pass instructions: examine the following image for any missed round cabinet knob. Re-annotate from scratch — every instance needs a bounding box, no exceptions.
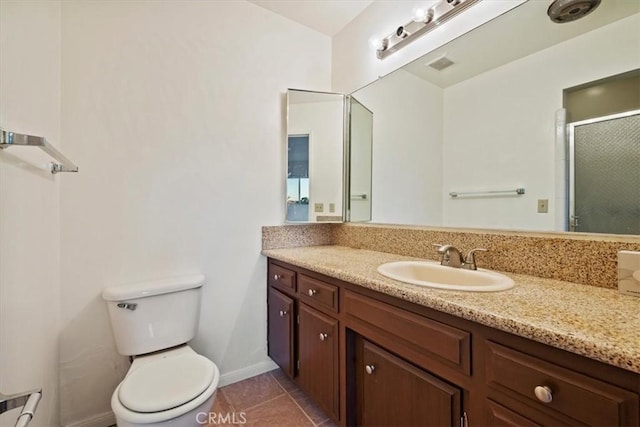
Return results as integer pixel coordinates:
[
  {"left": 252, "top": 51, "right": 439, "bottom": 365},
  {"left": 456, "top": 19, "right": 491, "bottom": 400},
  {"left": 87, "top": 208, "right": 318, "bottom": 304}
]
[
  {"left": 279, "top": 310, "right": 287, "bottom": 317},
  {"left": 273, "top": 274, "right": 281, "bottom": 281},
  {"left": 365, "top": 365, "right": 375, "bottom": 375},
  {"left": 319, "top": 333, "right": 328, "bottom": 341},
  {"left": 308, "top": 289, "right": 317, "bottom": 297},
  {"left": 534, "top": 385, "right": 553, "bottom": 403}
]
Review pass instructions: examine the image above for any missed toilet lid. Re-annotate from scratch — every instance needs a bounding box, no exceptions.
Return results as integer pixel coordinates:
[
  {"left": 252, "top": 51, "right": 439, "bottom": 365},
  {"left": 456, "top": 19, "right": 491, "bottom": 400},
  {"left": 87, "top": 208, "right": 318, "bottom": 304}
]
[{"left": 119, "top": 354, "right": 215, "bottom": 413}]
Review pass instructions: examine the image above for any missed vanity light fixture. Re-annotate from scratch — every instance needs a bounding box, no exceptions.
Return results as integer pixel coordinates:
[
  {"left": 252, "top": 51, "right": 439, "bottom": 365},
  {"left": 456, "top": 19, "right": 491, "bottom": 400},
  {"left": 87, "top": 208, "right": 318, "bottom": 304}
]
[{"left": 372, "top": 0, "right": 482, "bottom": 60}]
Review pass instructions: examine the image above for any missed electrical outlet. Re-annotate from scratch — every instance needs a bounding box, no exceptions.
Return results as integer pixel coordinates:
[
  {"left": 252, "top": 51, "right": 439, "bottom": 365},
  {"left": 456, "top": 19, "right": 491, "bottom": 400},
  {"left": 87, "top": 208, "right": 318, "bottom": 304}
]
[
  {"left": 329, "top": 203, "right": 335, "bottom": 213},
  {"left": 314, "top": 203, "right": 324, "bottom": 213},
  {"left": 537, "top": 199, "right": 549, "bottom": 213}
]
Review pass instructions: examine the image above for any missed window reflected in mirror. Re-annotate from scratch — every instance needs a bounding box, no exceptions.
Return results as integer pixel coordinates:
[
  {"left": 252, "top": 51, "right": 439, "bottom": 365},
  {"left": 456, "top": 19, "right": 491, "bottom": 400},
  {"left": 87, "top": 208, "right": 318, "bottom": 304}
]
[{"left": 287, "top": 135, "right": 310, "bottom": 222}]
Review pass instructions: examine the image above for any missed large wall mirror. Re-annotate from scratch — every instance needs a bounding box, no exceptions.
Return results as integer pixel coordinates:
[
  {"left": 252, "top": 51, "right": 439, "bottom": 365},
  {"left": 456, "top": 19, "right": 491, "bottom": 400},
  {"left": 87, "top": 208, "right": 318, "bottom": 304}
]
[
  {"left": 348, "top": 0, "right": 639, "bottom": 235},
  {"left": 286, "top": 90, "right": 344, "bottom": 223}
]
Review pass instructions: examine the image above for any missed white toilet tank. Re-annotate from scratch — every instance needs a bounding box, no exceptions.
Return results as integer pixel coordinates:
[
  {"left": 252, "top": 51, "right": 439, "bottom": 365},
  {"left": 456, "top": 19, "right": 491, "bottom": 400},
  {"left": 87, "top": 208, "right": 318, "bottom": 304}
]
[{"left": 102, "top": 274, "right": 205, "bottom": 356}]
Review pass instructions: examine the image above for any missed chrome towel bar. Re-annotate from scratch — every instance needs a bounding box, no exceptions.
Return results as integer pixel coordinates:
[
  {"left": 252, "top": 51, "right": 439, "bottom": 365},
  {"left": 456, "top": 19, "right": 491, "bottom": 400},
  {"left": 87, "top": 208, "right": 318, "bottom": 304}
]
[
  {"left": 350, "top": 194, "right": 368, "bottom": 200},
  {"left": 0, "top": 128, "right": 78, "bottom": 174},
  {"left": 0, "top": 389, "right": 42, "bottom": 427},
  {"left": 449, "top": 188, "right": 525, "bottom": 198}
]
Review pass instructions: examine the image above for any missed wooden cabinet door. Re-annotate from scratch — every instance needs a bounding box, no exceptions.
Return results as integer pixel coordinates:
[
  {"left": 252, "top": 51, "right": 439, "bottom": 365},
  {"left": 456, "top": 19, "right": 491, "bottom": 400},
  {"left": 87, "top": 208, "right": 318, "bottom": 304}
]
[
  {"left": 360, "top": 339, "right": 462, "bottom": 427},
  {"left": 267, "top": 287, "right": 295, "bottom": 378},
  {"left": 298, "top": 303, "right": 339, "bottom": 420}
]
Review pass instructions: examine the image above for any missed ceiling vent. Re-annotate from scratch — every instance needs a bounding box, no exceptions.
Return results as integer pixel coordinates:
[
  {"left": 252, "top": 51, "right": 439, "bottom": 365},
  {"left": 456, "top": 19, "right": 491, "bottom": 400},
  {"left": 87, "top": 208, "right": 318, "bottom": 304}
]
[{"left": 427, "top": 55, "right": 455, "bottom": 71}]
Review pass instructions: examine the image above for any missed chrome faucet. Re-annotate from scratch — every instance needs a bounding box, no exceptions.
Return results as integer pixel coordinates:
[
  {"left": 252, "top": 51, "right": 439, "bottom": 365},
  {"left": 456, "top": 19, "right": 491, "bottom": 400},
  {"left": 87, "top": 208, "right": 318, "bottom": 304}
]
[
  {"left": 434, "top": 244, "right": 465, "bottom": 268},
  {"left": 433, "top": 244, "right": 487, "bottom": 270}
]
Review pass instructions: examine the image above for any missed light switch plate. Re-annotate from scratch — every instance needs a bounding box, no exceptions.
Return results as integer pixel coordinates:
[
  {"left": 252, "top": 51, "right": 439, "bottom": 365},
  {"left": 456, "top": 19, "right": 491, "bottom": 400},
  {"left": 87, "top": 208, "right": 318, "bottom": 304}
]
[
  {"left": 537, "top": 199, "right": 548, "bottom": 213},
  {"left": 618, "top": 250, "right": 640, "bottom": 297}
]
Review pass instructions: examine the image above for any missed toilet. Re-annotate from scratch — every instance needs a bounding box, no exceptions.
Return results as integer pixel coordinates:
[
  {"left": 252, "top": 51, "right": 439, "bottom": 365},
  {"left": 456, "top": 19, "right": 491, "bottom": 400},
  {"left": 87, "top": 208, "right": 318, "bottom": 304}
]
[{"left": 102, "top": 274, "right": 219, "bottom": 427}]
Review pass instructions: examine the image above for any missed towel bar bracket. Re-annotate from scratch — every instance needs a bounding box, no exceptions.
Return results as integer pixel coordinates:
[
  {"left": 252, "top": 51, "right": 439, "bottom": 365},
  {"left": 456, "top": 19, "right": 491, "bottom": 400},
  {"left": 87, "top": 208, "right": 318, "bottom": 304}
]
[
  {"left": 0, "top": 128, "right": 78, "bottom": 174},
  {"left": 0, "top": 389, "right": 42, "bottom": 427}
]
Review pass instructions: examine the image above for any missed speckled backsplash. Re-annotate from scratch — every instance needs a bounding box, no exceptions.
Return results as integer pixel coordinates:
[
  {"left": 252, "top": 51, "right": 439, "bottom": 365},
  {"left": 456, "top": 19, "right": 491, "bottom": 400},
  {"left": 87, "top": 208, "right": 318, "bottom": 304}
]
[
  {"left": 262, "top": 223, "right": 640, "bottom": 289},
  {"left": 262, "top": 223, "right": 333, "bottom": 249}
]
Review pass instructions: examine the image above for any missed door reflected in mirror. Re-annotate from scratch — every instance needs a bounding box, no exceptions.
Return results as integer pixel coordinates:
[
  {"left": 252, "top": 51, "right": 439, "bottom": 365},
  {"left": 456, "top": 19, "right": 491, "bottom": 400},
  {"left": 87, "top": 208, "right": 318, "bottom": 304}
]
[
  {"left": 286, "top": 90, "right": 344, "bottom": 223},
  {"left": 347, "top": 96, "right": 373, "bottom": 222}
]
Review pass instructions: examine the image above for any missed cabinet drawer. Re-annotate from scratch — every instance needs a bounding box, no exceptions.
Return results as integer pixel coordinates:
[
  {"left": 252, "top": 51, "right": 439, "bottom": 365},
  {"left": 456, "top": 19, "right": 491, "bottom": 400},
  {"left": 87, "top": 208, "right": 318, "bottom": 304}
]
[
  {"left": 345, "top": 290, "right": 470, "bottom": 374},
  {"left": 269, "top": 263, "right": 296, "bottom": 294},
  {"left": 485, "top": 341, "right": 639, "bottom": 426},
  {"left": 298, "top": 275, "right": 339, "bottom": 313}
]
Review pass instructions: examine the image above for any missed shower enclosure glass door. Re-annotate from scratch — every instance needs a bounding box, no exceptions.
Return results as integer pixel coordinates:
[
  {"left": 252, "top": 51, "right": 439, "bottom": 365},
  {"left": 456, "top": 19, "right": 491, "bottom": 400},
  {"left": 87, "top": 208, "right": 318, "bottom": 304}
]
[{"left": 569, "top": 110, "right": 640, "bottom": 235}]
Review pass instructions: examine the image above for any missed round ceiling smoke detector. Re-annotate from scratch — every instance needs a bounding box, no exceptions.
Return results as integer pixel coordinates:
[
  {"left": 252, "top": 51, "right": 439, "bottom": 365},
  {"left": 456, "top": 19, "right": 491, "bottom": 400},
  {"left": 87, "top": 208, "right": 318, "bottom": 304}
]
[{"left": 547, "top": 0, "right": 601, "bottom": 23}]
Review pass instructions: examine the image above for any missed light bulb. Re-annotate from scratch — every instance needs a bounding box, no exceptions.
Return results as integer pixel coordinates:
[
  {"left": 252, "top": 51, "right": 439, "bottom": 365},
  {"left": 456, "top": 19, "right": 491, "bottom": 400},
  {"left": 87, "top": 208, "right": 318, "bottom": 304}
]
[
  {"left": 413, "top": 5, "right": 435, "bottom": 23},
  {"left": 413, "top": 7, "right": 428, "bottom": 22},
  {"left": 368, "top": 36, "right": 387, "bottom": 51}
]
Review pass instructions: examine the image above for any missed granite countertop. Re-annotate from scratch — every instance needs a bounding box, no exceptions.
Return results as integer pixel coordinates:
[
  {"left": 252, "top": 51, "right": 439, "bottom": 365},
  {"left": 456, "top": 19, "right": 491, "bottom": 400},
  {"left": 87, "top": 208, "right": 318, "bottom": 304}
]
[{"left": 262, "top": 245, "right": 640, "bottom": 374}]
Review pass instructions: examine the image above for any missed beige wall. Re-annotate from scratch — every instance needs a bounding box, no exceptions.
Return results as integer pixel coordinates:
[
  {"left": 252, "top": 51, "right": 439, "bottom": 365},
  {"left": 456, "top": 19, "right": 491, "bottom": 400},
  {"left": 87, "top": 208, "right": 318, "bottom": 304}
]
[
  {"left": 0, "top": 2, "right": 62, "bottom": 426},
  {"left": 58, "top": 1, "right": 332, "bottom": 425},
  {"left": 442, "top": 13, "right": 640, "bottom": 231}
]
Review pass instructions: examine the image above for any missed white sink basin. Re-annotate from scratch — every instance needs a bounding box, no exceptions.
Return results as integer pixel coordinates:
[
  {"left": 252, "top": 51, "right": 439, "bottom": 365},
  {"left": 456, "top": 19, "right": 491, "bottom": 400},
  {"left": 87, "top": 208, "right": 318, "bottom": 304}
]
[{"left": 377, "top": 261, "right": 515, "bottom": 292}]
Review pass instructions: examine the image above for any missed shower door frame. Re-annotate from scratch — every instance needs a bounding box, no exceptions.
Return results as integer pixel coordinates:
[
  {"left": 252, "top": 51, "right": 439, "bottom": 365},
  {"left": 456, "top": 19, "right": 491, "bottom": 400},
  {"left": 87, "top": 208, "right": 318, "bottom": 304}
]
[{"left": 567, "top": 109, "right": 640, "bottom": 232}]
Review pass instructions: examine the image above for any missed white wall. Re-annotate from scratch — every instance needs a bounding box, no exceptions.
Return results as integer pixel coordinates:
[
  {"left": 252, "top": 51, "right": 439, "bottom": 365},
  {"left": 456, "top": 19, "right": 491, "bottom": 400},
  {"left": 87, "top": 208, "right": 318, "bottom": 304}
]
[
  {"left": 289, "top": 101, "right": 344, "bottom": 220},
  {"left": 354, "top": 70, "right": 443, "bottom": 225},
  {"left": 0, "top": 2, "right": 61, "bottom": 426},
  {"left": 332, "top": 0, "right": 524, "bottom": 94},
  {"left": 442, "top": 13, "right": 640, "bottom": 231},
  {"left": 58, "top": 1, "right": 331, "bottom": 425}
]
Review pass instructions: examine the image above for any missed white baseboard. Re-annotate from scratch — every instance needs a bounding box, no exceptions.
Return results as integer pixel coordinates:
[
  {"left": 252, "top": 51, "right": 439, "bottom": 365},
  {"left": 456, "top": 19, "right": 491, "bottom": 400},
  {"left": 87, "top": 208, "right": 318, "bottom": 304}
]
[
  {"left": 64, "top": 410, "right": 115, "bottom": 427},
  {"left": 218, "top": 359, "right": 278, "bottom": 387}
]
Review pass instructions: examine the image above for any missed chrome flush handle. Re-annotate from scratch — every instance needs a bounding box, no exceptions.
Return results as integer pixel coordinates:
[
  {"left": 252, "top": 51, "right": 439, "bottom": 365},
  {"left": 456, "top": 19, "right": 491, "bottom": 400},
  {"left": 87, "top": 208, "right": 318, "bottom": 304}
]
[{"left": 117, "top": 302, "right": 137, "bottom": 311}]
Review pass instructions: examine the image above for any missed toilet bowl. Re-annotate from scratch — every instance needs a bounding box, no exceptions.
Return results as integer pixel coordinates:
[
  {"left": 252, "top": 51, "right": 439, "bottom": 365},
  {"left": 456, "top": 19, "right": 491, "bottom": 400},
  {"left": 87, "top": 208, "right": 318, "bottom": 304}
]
[{"left": 102, "top": 274, "right": 219, "bottom": 427}]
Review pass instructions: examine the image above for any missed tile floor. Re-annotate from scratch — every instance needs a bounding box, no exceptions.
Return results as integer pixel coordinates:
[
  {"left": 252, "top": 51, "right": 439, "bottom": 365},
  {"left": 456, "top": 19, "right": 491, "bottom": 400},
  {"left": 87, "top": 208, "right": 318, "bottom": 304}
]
[{"left": 205, "top": 369, "right": 336, "bottom": 427}]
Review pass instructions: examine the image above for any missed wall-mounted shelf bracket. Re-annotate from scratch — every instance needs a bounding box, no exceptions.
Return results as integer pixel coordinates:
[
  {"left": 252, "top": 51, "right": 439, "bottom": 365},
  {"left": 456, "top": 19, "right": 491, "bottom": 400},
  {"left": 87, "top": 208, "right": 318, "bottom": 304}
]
[
  {"left": 0, "top": 128, "right": 78, "bottom": 174},
  {"left": 0, "top": 389, "right": 42, "bottom": 427}
]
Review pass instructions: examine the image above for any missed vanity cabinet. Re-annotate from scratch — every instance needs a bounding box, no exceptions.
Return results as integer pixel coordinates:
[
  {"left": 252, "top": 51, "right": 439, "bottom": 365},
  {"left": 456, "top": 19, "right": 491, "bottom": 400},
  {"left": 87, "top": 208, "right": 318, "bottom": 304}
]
[
  {"left": 266, "top": 261, "right": 340, "bottom": 422},
  {"left": 266, "top": 259, "right": 640, "bottom": 427},
  {"left": 267, "top": 262, "right": 297, "bottom": 378}
]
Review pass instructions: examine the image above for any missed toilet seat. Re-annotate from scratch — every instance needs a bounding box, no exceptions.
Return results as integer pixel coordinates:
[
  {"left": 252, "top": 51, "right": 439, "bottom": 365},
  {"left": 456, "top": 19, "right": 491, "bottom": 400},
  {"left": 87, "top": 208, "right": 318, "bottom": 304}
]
[
  {"left": 111, "top": 348, "right": 219, "bottom": 425},
  {"left": 119, "top": 353, "right": 215, "bottom": 413}
]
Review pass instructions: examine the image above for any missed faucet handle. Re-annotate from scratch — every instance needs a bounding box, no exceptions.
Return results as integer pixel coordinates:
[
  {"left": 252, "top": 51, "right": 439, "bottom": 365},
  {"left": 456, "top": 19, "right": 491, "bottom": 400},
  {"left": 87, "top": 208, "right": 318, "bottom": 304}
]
[
  {"left": 464, "top": 248, "right": 488, "bottom": 270},
  {"left": 433, "top": 244, "right": 456, "bottom": 253}
]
